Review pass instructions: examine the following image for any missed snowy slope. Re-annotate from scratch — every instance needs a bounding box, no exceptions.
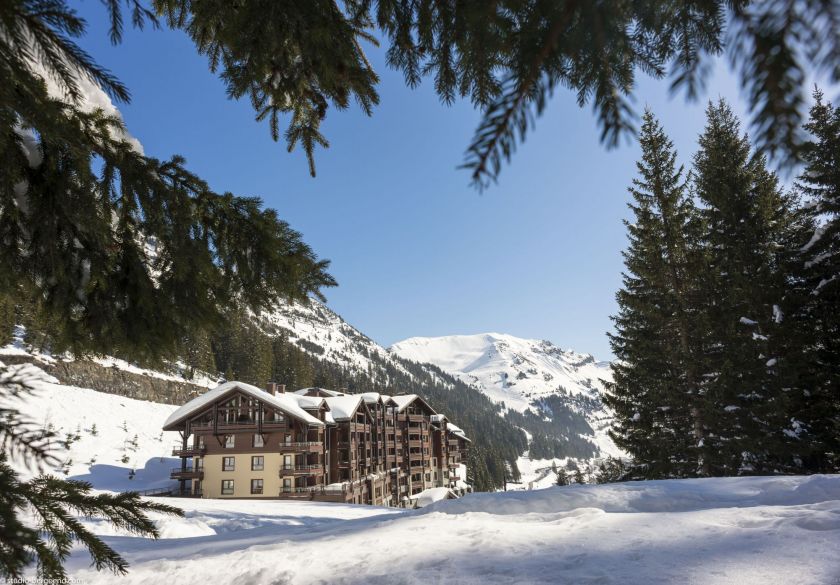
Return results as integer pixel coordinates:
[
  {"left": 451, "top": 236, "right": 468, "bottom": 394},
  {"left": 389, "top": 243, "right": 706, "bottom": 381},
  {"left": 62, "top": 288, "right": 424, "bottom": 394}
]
[
  {"left": 391, "top": 333, "right": 620, "bottom": 459},
  {"left": 64, "top": 474, "right": 840, "bottom": 585},
  {"left": 6, "top": 361, "right": 182, "bottom": 490},
  {"left": 390, "top": 333, "right": 612, "bottom": 411}
]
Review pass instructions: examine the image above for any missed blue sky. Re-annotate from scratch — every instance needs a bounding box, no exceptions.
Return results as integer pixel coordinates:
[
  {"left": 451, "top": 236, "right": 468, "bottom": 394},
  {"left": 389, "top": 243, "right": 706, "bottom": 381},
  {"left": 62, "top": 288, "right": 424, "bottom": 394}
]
[{"left": 73, "top": 4, "right": 756, "bottom": 359}]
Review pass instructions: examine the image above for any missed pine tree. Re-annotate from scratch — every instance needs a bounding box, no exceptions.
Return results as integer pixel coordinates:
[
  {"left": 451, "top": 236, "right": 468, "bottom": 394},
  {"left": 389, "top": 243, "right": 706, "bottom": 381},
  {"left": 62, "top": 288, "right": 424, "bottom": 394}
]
[
  {"left": 692, "top": 100, "right": 799, "bottom": 475},
  {"left": 556, "top": 468, "right": 570, "bottom": 486},
  {"left": 0, "top": 364, "right": 182, "bottom": 579},
  {"left": 605, "top": 111, "right": 700, "bottom": 479},
  {"left": 4, "top": 1, "right": 834, "bottom": 192},
  {"left": 790, "top": 89, "right": 840, "bottom": 472}
]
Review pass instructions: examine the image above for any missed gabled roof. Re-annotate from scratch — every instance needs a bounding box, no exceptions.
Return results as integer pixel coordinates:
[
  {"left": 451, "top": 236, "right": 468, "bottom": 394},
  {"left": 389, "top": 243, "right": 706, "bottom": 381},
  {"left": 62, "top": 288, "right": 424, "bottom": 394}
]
[
  {"left": 324, "top": 395, "right": 365, "bottom": 421},
  {"left": 390, "top": 394, "right": 437, "bottom": 414},
  {"left": 290, "top": 394, "right": 327, "bottom": 410},
  {"left": 294, "top": 387, "right": 346, "bottom": 398},
  {"left": 447, "top": 422, "right": 472, "bottom": 443},
  {"left": 359, "top": 392, "right": 385, "bottom": 405},
  {"left": 162, "top": 381, "right": 324, "bottom": 430}
]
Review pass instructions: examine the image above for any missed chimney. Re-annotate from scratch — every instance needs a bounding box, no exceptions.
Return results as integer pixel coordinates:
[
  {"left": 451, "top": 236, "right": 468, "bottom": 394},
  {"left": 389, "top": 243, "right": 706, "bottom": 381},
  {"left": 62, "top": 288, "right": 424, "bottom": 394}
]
[
  {"left": 266, "top": 382, "right": 277, "bottom": 395},
  {"left": 277, "top": 384, "right": 286, "bottom": 394}
]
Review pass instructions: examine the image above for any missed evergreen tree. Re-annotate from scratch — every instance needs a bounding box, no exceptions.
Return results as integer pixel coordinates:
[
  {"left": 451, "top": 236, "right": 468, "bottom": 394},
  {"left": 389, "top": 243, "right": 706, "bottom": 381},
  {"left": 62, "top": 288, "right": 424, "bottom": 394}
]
[
  {"left": 556, "top": 468, "right": 570, "bottom": 486},
  {"left": 1, "top": 1, "right": 335, "bottom": 362},
  {"left": 790, "top": 89, "right": 840, "bottom": 472},
  {"left": 4, "top": 1, "right": 834, "bottom": 193},
  {"left": 692, "top": 100, "right": 800, "bottom": 475},
  {"left": 0, "top": 364, "right": 182, "bottom": 579},
  {"left": 605, "top": 111, "right": 700, "bottom": 479}
]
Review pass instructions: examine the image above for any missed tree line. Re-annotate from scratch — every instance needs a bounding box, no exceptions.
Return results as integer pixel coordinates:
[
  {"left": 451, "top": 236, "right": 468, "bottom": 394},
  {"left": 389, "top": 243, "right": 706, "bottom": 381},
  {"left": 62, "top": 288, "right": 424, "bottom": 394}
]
[{"left": 606, "top": 92, "right": 840, "bottom": 479}]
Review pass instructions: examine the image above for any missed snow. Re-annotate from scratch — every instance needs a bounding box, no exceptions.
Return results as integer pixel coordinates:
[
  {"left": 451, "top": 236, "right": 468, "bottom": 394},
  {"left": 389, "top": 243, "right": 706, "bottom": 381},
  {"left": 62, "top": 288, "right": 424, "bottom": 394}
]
[
  {"left": 390, "top": 394, "right": 421, "bottom": 412},
  {"left": 408, "top": 487, "right": 456, "bottom": 507},
  {"left": 7, "top": 362, "right": 180, "bottom": 487},
  {"left": 324, "top": 395, "right": 364, "bottom": 421},
  {"left": 62, "top": 475, "right": 840, "bottom": 585},
  {"left": 8, "top": 361, "right": 840, "bottom": 584},
  {"left": 391, "top": 332, "right": 621, "bottom": 461},
  {"left": 163, "top": 381, "right": 324, "bottom": 429},
  {"left": 739, "top": 317, "right": 758, "bottom": 326}
]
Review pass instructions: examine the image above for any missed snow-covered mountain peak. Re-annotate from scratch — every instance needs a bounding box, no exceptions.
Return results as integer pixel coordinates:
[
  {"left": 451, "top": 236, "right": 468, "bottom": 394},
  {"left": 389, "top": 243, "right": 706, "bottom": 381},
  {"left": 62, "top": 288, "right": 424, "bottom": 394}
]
[{"left": 390, "top": 332, "right": 612, "bottom": 414}]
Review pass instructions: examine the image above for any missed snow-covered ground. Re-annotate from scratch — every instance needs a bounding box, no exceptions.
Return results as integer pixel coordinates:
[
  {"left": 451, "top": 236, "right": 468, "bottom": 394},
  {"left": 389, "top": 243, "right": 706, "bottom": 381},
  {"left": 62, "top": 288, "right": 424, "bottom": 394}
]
[
  {"left": 62, "top": 475, "right": 840, "bottom": 585},
  {"left": 7, "top": 361, "right": 840, "bottom": 584}
]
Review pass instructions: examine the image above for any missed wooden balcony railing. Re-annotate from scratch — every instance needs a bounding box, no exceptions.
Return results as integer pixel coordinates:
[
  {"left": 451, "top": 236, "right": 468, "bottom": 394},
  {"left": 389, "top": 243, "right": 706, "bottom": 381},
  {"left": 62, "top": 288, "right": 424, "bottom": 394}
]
[
  {"left": 171, "top": 443, "right": 206, "bottom": 457},
  {"left": 279, "top": 463, "right": 323, "bottom": 476},
  {"left": 170, "top": 467, "right": 203, "bottom": 480}
]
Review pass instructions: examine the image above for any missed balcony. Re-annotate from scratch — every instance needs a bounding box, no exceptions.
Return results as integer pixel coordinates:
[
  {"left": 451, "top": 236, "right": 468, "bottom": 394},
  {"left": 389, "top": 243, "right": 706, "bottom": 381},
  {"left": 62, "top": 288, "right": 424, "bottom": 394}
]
[
  {"left": 171, "top": 443, "right": 206, "bottom": 457},
  {"left": 280, "top": 441, "right": 322, "bottom": 452},
  {"left": 448, "top": 438, "right": 461, "bottom": 447},
  {"left": 407, "top": 414, "right": 424, "bottom": 423},
  {"left": 170, "top": 467, "right": 203, "bottom": 480},
  {"left": 279, "top": 464, "right": 323, "bottom": 476},
  {"left": 409, "top": 461, "right": 425, "bottom": 471},
  {"left": 191, "top": 418, "right": 287, "bottom": 433},
  {"left": 407, "top": 440, "right": 423, "bottom": 448}
]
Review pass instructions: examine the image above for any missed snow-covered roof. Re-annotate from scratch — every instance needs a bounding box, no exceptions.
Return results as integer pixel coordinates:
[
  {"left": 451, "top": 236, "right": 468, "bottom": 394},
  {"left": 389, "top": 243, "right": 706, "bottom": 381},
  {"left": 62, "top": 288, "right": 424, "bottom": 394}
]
[
  {"left": 408, "top": 487, "right": 458, "bottom": 508},
  {"left": 390, "top": 394, "right": 418, "bottom": 412},
  {"left": 359, "top": 392, "right": 384, "bottom": 404},
  {"left": 447, "top": 422, "right": 472, "bottom": 443},
  {"left": 324, "top": 395, "right": 364, "bottom": 421},
  {"left": 163, "top": 381, "right": 324, "bottom": 429},
  {"left": 430, "top": 414, "right": 448, "bottom": 423},
  {"left": 390, "top": 394, "right": 436, "bottom": 414},
  {"left": 294, "top": 387, "right": 346, "bottom": 397},
  {"left": 290, "top": 394, "right": 327, "bottom": 410}
]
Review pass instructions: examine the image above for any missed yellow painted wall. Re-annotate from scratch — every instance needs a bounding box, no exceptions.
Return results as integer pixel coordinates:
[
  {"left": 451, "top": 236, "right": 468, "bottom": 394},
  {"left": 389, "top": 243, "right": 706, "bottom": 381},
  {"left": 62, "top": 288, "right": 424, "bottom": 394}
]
[{"left": 199, "top": 452, "right": 294, "bottom": 498}]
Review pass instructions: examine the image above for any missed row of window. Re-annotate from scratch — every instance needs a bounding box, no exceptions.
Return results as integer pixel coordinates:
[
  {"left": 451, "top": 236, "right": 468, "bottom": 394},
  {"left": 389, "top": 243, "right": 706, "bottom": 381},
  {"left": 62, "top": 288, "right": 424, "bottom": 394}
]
[
  {"left": 221, "top": 479, "right": 263, "bottom": 495},
  {"left": 222, "top": 455, "right": 264, "bottom": 471}
]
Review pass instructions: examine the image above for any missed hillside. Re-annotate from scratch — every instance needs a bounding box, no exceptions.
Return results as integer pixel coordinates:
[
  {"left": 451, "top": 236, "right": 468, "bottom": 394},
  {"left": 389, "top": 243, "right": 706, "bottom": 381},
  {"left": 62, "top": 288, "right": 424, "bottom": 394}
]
[
  {"left": 391, "top": 333, "right": 620, "bottom": 468},
  {"left": 5, "top": 299, "right": 621, "bottom": 490}
]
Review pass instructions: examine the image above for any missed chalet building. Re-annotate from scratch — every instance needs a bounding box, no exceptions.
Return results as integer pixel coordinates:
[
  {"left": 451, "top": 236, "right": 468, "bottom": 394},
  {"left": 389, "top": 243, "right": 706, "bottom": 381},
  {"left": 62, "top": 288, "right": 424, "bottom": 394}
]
[{"left": 162, "top": 381, "right": 471, "bottom": 506}]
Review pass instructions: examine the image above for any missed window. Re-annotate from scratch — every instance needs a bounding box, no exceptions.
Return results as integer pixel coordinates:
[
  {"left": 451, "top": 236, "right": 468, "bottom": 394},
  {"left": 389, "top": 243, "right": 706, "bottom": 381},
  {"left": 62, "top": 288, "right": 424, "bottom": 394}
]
[
  {"left": 224, "top": 435, "right": 235, "bottom": 448},
  {"left": 223, "top": 457, "right": 235, "bottom": 471},
  {"left": 221, "top": 480, "right": 234, "bottom": 495},
  {"left": 251, "top": 456, "right": 264, "bottom": 471},
  {"left": 251, "top": 479, "right": 264, "bottom": 495},
  {"left": 253, "top": 434, "right": 264, "bottom": 448}
]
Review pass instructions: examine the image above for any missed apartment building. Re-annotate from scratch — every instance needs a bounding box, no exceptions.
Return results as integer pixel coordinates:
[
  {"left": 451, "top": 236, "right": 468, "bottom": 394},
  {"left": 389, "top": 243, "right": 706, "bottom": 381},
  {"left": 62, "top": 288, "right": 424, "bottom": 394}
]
[{"left": 162, "top": 381, "right": 471, "bottom": 506}]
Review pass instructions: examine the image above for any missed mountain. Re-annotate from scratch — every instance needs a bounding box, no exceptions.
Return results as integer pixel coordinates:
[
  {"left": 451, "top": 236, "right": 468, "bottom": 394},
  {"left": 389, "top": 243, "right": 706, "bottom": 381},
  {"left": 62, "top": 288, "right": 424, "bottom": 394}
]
[{"left": 390, "top": 333, "right": 621, "bottom": 469}]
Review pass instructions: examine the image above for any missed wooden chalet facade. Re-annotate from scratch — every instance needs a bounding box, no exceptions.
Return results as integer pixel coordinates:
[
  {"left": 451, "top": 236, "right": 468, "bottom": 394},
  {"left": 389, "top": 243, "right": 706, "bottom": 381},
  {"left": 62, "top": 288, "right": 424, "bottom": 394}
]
[{"left": 162, "top": 381, "right": 471, "bottom": 506}]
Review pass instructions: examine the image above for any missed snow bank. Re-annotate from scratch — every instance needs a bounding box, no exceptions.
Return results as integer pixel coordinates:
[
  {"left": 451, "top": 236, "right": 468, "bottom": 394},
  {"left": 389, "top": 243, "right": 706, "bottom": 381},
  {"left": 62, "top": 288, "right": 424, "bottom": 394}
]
[{"left": 62, "top": 475, "right": 840, "bottom": 585}]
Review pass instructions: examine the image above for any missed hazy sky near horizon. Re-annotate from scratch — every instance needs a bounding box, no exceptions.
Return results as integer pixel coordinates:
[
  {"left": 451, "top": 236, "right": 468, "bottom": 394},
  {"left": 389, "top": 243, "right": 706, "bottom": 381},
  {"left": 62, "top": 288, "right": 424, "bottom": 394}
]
[{"left": 73, "top": 5, "right": 768, "bottom": 359}]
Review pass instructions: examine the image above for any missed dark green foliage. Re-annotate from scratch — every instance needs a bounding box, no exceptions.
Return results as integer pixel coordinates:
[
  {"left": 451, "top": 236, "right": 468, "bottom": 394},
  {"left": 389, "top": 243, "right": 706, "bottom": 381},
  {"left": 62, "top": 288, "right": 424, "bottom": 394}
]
[
  {"left": 593, "top": 457, "right": 627, "bottom": 484},
  {"left": 146, "top": 1, "right": 839, "bottom": 186},
  {"left": 788, "top": 89, "right": 840, "bottom": 472},
  {"left": 605, "top": 111, "right": 701, "bottom": 479},
  {"left": 556, "top": 468, "right": 570, "bottom": 486},
  {"left": 0, "top": 364, "right": 182, "bottom": 579},
  {"left": 692, "top": 101, "right": 801, "bottom": 475},
  {"left": 609, "top": 99, "right": 840, "bottom": 479},
  {"left": 0, "top": 0, "right": 335, "bottom": 362},
  {"left": 21, "top": 0, "right": 837, "bottom": 187},
  {"left": 505, "top": 393, "right": 598, "bottom": 460}
]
